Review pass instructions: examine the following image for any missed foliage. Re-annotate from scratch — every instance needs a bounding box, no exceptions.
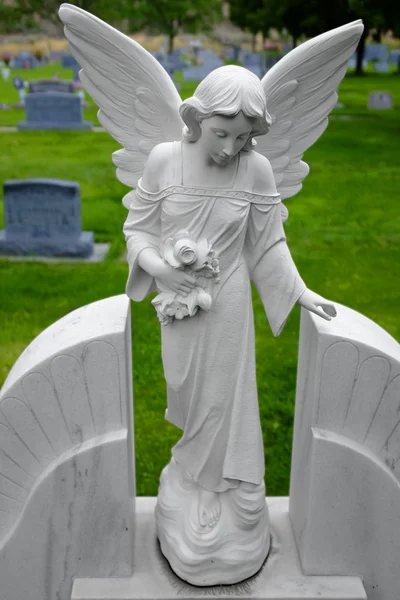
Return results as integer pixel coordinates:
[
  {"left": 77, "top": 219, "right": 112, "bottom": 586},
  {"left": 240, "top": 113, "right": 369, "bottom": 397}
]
[
  {"left": 0, "top": 68, "right": 399, "bottom": 494},
  {"left": 229, "top": 0, "right": 354, "bottom": 46},
  {"left": 13, "top": 0, "right": 129, "bottom": 33},
  {"left": 126, "top": 0, "right": 223, "bottom": 53},
  {"left": 230, "top": 0, "right": 273, "bottom": 39},
  {"left": 349, "top": 0, "right": 400, "bottom": 73},
  {"left": 229, "top": 0, "right": 400, "bottom": 74},
  {"left": 0, "top": 1, "right": 37, "bottom": 33}
]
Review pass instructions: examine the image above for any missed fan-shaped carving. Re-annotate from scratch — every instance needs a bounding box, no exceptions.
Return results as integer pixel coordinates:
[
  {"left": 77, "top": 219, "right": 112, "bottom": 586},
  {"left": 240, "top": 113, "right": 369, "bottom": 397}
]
[
  {"left": 317, "top": 340, "right": 400, "bottom": 480},
  {"left": 0, "top": 341, "right": 122, "bottom": 543}
]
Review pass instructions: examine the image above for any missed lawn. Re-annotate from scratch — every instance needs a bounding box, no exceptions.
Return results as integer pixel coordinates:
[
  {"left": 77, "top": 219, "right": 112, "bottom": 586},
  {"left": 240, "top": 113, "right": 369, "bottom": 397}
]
[{"left": 0, "top": 66, "right": 399, "bottom": 496}]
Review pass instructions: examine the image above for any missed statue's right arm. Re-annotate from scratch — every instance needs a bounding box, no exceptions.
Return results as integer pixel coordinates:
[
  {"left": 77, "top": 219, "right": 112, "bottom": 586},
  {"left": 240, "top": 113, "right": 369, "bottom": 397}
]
[
  {"left": 140, "top": 143, "right": 183, "bottom": 278},
  {"left": 124, "top": 143, "right": 197, "bottom": 297},
  {"left": 125, "top": 143, "right": 169, "bottom": 279},
  {"left": 137, "top": 247, "right": 166, "bottom": 279}
]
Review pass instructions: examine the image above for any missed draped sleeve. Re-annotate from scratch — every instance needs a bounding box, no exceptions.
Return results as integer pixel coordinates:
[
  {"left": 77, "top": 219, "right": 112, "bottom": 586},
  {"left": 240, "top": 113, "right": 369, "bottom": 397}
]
[
  {"left": 245, "top": 196, "right": 306, "bottom": 337},
  {"left": 123, "top": 179, "right": 162, "bottom": 302}
]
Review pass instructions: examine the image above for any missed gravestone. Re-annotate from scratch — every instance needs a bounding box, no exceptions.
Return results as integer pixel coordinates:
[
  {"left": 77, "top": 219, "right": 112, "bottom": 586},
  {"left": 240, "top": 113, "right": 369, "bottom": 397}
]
[
  {"left": 0, "top": 179, "right": 94, "bottom": 257},
  {"left": 245, "top": 64, "right": 264, "bottom": 78},
  {"left": 1, "top": 66, "right": 10, "bottom": 81},
  {"left": 12, "top": 51, "right": 37, "bottom": 69},
  {"left": 18, "top": 92, "right": 92, "bottom": 130},
  {"left": 348, "top": 57, "right": 369, "bottom": 69},
  {"left": 182, "top": 65, "right": 216, "bottom": 81},
  {"left": 364, "top": 44, "right": 388, "bottom": 62},
  {"left": 0, "top": 296, "right": 134, "bottom": 600},
  {"left": 47, "top": 51, "right": 66, "bottom": 62},
  {"left": 73, "top": 64, "right": 80, "bottom": 81},
  {"left": 373, "top": 61, "right": 389, "bottom": 73},
  {"left": 388, "top": 49, "right": 400, "bottom": 65},
  {"left": 9, "top": 298, "right": 400, "bottom": 599},
  {"left": 62, "top": 54, "right": 80, "bottom": 68},
  {"left": 197, "top": 49, "right": 223, "bottom": 70},
  {"left": 28, "top": 79, "right": 74, "bottom": 94},
  {"left": 265, "top": 55, "right": 282, "bottom": 70},
  {"left": 368, "top": 91, "right": 393, "bottom": 109}
]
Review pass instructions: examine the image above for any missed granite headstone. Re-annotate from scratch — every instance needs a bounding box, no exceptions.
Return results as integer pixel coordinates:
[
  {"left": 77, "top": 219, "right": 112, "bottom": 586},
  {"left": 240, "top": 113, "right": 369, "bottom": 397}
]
[
  {"left": 182, "top": 65, "right": 216, "bottom": 81},
  {"left": 388, "top": 49, "right": 400, "bottom": 65},
  {"left": 18, "top": 92, "right": 92, "bottom": 130},
  {"left": 48, "top": 51, "right": 66, "bottom": 63},
  {"left": 373, "top": 61, "right": 389, "bottom": 73},
  {"left": 61, "top": 54, "right": 80, "bottom": 69},
  {"left": 364, "top": 44, "right": 388, "bottom": 62},
  {"left": 28, "top": 79, "right": 74, "bottom": 94},
  {"left": 368, "top": 91, "right": 393, "bottom": 109},
  {"left": 12, "top": 51, "right": 37, "bottom": 69},
  {"left": 0, "top": 179, "right": 94, "bottom": 257}
]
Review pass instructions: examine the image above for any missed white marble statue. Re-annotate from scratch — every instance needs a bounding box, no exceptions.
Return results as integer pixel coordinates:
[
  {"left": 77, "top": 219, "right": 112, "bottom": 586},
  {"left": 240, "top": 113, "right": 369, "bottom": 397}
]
[{"left": 59, "top": 4, "right": 363, "bottom": 585}]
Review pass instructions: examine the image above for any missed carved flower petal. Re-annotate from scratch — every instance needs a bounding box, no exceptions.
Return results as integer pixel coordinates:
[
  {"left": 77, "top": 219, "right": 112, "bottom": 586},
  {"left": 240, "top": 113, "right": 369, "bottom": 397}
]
[
  {"left": 163, "top": 244, "right": 182, "bottom": 268},
  {"left": 185, "top": 289, "right": 200, "bottom": 315},
  {"left": 197, "top": 290, "right": 212, "bottom": 311}
]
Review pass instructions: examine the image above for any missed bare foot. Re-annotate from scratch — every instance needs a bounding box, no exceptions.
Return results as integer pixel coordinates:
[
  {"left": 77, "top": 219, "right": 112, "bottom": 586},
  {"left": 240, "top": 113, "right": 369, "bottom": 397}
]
[{"left": 197, "top": 488, "right": 221, "bottom": 528}]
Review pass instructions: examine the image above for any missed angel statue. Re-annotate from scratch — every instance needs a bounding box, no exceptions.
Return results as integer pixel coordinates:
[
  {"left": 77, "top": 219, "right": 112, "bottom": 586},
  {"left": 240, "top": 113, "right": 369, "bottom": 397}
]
[{"left": 59, "top": 4, "right": 363, "bottom": 587}]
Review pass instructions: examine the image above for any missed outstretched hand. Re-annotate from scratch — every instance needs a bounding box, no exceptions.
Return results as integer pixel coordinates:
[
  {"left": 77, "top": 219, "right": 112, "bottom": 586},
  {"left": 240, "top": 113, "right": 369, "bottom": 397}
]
[{"left": 297, "top": 289, "right": 337, "bottom": 321}]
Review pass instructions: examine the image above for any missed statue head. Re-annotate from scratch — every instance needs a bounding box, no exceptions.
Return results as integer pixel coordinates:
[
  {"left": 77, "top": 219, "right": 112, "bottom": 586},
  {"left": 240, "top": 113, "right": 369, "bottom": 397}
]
[{"left": 179, "top": 65, "right": 272, "bottom": 151}]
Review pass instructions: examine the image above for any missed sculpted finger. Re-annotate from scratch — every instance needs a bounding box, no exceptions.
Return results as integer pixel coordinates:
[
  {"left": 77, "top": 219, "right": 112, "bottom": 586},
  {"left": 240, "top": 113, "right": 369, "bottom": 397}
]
[
  {"left": 185, "top": 276, "right": 197, "bottom": 286},
  {"left": 321, "top": 303, "right": 337, "bottom": 317},
  {"left": 183, "top": 279, "right": 196, "bottom": 288},
  {"left": 313, "top": 305, "right": 332, "bottom": 321}
]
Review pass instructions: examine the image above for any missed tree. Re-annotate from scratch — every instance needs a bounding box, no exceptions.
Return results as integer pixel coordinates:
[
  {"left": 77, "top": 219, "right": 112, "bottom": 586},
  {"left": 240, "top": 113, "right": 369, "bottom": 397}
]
[
  {"left": 0, "top": 1, "right": 37, "bottom": 33},
  {"left": 259, "top": 0, "right": 357, "bottom": 47},
  {"left": 230, "top": 0, "right": 274, "bottom": 50},
  {"left": 127, "top": 0, "right": 223, "bottom": 54},
  {"left": 348, "top": 0, "right": 400, "bottom": 75},
  {"left": 14, "top": 0, "right": 128, "bottom": 34},
  {"left": 261, "top": 0, "right": 400, "bottom": 75}
]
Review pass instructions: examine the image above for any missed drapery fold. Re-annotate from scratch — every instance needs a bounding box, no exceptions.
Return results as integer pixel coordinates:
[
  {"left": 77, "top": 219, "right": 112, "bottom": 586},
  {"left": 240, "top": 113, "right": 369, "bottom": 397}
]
[{"left": 123, "top": 179, "right": 305, "bottom": 491}]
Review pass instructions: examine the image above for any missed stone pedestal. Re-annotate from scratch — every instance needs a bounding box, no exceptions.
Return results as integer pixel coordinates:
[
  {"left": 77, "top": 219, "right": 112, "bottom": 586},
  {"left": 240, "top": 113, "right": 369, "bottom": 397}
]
[{"left": 71, "top": 497, "right": 366, "bottom": 600}]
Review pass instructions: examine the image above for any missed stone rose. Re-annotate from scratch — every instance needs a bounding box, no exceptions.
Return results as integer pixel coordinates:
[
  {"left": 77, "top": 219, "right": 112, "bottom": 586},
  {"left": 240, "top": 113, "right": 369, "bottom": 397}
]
[{"left": 173, "top": 238, "right": 197, "bottom": 265}]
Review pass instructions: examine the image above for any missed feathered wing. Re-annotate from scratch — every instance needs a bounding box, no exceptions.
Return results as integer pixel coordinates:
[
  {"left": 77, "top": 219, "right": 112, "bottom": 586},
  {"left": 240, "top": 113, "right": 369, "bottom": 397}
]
[
  {"left": 257, "top": 20, "right": 364, "bottom": 206},
  {"left": 58, "top": 4, "right": 183, "bottom": 189}
]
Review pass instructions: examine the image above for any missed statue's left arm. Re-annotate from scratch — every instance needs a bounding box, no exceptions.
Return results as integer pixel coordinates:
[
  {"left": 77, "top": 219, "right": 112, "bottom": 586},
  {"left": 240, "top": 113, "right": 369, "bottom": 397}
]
[
  {"left": 245, "top": 154, "right": 335, "bottom": 336},
  {"left": 245, "top": 201, "right": 305, "bottom": 337}
]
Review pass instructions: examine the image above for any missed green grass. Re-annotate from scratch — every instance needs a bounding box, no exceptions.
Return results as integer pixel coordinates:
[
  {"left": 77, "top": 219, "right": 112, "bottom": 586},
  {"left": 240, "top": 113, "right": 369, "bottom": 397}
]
[{"left": 0, "top": 68, "right": 399, "bottom": 496}]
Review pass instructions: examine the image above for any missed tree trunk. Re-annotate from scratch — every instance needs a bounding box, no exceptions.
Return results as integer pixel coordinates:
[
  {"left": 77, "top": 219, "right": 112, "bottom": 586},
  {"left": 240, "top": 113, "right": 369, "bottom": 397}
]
[
  {"left": 252, "top": 34, "right": 256, "bottom": 52},
  {"left": 355, "top": 26, "right": 368, "bottom": 76},
  {"left": 373, "top": 27, "right": 382, "bottom": 43},
  {"left": 168, "top": 32, "right": 174, "bottom": 55}
]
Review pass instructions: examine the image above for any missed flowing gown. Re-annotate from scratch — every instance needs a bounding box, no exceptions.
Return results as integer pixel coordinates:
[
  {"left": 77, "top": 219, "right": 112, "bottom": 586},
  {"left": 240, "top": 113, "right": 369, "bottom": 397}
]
[{"left": 123, "top": 142, "right": 305, "bottom": 493}]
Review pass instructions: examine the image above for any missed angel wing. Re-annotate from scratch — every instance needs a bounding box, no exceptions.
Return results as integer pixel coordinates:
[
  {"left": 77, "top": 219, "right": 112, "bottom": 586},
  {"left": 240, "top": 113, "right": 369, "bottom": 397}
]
[
  {"left": 58, "top": 4, "right": 183, "bottom": 195},
  {"left": 257, "top": 20, "right": 364, "bottom": 209}
]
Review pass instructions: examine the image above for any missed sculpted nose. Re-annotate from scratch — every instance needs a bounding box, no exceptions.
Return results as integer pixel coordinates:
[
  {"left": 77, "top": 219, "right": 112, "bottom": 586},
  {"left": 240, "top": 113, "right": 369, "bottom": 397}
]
[{"left": 222, "top": 143, "right": 234, "bottom": 157}]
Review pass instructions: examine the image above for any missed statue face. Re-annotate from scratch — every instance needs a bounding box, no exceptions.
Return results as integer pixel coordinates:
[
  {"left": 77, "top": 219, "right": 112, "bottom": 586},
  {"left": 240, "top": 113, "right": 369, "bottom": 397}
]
[{"left": 199, "top": 111, "right": 253, "bottom": 166}]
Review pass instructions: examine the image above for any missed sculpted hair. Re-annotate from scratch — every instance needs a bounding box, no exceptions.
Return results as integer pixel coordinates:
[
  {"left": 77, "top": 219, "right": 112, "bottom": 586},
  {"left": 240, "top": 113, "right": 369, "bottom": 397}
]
[{"left": 179, "top": 66, "right": 272, "bottom": 150}]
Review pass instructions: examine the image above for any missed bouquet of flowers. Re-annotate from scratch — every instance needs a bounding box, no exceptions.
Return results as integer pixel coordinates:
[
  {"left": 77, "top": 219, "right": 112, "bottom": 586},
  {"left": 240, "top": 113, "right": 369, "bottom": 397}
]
[{"left": 152, "top": 231, "right": 220, "bottom": 326}]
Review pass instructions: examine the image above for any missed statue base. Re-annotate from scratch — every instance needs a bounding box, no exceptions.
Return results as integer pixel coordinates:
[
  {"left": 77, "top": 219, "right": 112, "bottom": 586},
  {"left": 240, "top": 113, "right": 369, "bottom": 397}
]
[
  {"left": 155, "top": 458, "right": 270, "bottom": 586},
  {"left": 71, "top": 497, "right": 366, "bottom": 599}
]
